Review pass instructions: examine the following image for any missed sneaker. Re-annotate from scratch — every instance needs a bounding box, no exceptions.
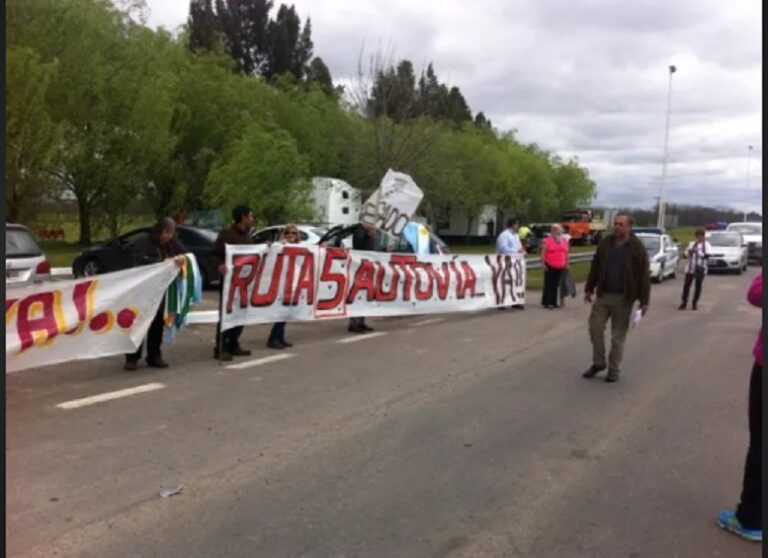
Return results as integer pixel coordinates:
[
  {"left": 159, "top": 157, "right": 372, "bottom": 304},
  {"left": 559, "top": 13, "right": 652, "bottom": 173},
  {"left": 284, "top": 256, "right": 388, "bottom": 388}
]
[
  {"left": 146, "top": 357, "right": 169, "bottom": 369},
  {"left": 582, "top": 365, "right": 605, "bottom": 379},
  {"left": 230, "top": 346, "right": 252, "bottom": 357},
  {"left": 214, "top": 348, "right": 233, "bottom": 361},
  {"left": 605, "top": 370, "right": 620, "bottom": 383},
  {"left": 717, "top": 509, "right": 762, "bottom": 542},
  {"left": 124, "top": 360, "right": 138, "bottom": 372}
]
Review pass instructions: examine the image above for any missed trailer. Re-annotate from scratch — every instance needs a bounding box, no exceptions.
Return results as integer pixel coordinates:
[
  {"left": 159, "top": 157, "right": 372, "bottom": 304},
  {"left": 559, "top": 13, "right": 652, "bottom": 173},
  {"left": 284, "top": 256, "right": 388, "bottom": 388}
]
[{"left": 311, "top": 177, "right": 362, "bottom": 226}]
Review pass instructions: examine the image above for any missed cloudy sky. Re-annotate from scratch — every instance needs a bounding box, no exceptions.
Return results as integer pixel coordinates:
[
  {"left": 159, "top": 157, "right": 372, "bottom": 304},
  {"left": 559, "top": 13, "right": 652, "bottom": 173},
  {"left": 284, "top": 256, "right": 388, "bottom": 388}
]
[{"left": 143, "top": 0, "right": 762, "bottom": 214}]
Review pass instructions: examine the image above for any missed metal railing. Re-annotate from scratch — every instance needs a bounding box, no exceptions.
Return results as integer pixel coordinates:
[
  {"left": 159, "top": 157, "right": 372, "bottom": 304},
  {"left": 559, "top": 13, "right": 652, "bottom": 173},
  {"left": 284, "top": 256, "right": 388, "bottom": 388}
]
[{"left": 525, "top": 251, "right": 595, "bottom": 270}]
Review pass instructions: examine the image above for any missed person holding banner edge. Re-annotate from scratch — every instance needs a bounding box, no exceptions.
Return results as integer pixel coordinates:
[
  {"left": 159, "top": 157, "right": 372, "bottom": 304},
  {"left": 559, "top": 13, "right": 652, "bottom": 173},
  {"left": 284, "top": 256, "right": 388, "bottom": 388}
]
[
  {"left": 211, "top": 205, "right": 255, "bottom": 361},
  {"left": 495, "top": 217, "right": 526, "bottom": 310},
  {"left": 266, "top": 225, "right": 299, "bottom": 349},
  {"left": 125, "top": 218, "right": 187, "bottom": 371},
  {"left": 348, "top": 223, "right": 377, "bottom": 333}
]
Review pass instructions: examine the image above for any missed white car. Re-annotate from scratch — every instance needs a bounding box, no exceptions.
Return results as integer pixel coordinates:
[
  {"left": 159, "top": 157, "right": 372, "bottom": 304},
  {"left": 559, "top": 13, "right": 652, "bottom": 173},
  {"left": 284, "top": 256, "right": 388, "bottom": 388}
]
[
  {"left": 6, "top": 223, "right": 52, "bottom": 285},
  {"left": 725, "top": 222, "right": 762, "bottom": 264},
  {"left": 636, "top": 232, "right": 679, "bottom": 283},
  {"left": 705, "top": 231, "right": 748, "bottom": 274},
  {"left": 252, "top": 224, "right": 353, "bottom": 248}
]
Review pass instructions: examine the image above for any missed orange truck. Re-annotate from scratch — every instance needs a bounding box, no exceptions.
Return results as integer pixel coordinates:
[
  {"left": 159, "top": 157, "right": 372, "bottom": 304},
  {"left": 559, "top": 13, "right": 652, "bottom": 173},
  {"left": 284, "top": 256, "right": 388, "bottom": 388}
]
[{"left": 561, "top": 210, "right": 606, "bottom": 245}]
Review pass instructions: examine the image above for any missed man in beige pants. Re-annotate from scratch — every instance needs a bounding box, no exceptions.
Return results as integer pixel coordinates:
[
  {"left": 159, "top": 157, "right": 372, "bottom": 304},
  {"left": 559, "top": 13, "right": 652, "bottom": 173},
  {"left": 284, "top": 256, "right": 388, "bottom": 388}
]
[{"left": 583, "top": 214, "right": 651, "bottom": 382}]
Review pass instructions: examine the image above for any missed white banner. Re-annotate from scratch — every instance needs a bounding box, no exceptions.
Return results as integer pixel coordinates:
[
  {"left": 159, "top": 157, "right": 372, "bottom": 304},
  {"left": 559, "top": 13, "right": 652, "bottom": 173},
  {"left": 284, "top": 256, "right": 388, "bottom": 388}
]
[
  {"left": 221, "top": 244, "right": 526, "bottom": 329},
  {"left": 5, "top": 261, "right": 179, "bottom": 373},
  {"left": 360, "top": 169, "right": 424, "bottom": 236}
]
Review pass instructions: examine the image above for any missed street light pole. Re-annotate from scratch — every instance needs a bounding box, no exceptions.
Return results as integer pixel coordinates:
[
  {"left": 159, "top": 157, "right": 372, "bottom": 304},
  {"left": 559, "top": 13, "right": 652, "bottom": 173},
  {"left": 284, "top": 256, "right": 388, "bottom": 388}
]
[
  {"left": 657, "top": 65, "right": 676, "bottom": 229},
  {"left": 744, "top": 145, "right": 753, "bottom": 222}
]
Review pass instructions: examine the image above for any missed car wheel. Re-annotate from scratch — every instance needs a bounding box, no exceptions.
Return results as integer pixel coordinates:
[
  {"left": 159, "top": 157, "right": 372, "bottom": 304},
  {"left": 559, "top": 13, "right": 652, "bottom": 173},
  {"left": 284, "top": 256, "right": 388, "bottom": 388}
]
[{"left": 82, "top": 258, "right": 104, "bottom": 277}]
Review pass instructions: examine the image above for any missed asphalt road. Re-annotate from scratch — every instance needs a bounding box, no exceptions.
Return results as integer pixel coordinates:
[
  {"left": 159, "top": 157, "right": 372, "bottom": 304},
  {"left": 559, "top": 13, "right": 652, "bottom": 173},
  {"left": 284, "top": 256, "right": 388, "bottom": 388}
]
[{"left": 6, "top": 269, "right": 762, "bottom": 558}]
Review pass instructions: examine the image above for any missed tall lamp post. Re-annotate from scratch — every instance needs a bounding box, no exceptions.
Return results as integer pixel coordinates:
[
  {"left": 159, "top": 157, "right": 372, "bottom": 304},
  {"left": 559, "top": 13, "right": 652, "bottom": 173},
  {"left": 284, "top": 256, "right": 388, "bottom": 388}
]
[
  {"left": 656, "top": 64, "right": 676, "bottom": 229},
  {"left": 744, "top": 145, "right": 753, "bottom": 222}
]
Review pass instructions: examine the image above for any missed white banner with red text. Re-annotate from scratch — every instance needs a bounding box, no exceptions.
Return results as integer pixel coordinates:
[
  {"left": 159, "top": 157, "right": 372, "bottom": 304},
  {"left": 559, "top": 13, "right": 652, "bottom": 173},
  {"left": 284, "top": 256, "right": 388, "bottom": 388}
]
[
  {"left": 221, "top": 244, "right": 526, "bottom": 329},
  {"left": 5, "top": 261, "right": 179, "bottom": 373}
]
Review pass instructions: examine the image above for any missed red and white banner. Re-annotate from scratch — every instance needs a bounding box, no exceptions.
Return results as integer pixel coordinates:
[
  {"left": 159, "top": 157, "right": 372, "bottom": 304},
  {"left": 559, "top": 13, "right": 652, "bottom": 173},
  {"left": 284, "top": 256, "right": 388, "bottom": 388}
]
[
  {"left": 5, "top": 261, "right": 179, "bottom": 373},
  {"left": 221, "top": 245, "right": 526, "bottom": 329}
]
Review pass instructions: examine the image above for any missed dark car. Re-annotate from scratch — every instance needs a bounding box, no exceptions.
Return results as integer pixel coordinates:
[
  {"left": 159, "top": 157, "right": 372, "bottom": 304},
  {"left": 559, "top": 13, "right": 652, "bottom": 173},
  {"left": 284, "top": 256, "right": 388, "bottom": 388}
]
[{"left": 72, "top": 226, "right": 219, "bottom": 287}]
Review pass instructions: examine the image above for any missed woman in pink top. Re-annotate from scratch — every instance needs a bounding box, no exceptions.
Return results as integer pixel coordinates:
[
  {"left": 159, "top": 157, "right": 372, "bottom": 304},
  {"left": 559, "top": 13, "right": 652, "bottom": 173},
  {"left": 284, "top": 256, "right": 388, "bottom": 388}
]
[
  {"left": 718, "top": 272, "right": 762, "bottom": 541},
  {"left": 540, "top": 223, "right": 570, "bottom": 309}
]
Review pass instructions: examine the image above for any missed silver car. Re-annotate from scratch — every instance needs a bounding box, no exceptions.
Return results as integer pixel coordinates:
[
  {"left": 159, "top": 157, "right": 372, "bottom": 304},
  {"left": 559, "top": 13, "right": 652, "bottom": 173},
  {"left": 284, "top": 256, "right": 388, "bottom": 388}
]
[{"left": 6, "top": 223, "right": 51, "bottom": 285}]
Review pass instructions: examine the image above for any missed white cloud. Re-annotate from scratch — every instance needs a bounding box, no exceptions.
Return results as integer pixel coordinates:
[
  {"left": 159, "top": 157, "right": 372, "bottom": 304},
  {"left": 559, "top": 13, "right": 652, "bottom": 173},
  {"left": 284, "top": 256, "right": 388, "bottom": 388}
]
[{"left": 142, "top": 0, "right": 762, "bottom": 213}]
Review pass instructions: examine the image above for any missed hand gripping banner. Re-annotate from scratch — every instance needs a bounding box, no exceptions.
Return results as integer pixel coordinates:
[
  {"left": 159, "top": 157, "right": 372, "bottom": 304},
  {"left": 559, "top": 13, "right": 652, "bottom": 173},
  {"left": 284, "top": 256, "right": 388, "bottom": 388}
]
[{"left": 221, "top": 244, "right": 526, "bottom": 330}]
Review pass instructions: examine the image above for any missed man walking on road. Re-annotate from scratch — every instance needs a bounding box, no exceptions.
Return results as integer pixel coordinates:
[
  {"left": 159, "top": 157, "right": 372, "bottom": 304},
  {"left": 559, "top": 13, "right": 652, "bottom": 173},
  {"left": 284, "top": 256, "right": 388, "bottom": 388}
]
[
  {"left": 583, "top": 213, "right": 651, "bottom": 382},
  {"left": 211, "top": 205, "right": 254, "bottom": 361},
  {"left": 496, "top": 217, "right": 526, "bottom": 310}
]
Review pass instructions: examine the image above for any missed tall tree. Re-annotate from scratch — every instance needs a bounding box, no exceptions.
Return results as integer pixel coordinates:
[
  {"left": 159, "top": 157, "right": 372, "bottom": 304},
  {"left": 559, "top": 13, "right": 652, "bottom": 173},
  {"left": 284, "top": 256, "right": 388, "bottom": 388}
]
[
  {"left": 305, "top": 56, "right": 334, "bottom": 95},
  {"left": 265, "top": 5, "right": 301, "bottom": 79},
  {"left": 187, "top": 0, "right": 219, "bottom": 53}
]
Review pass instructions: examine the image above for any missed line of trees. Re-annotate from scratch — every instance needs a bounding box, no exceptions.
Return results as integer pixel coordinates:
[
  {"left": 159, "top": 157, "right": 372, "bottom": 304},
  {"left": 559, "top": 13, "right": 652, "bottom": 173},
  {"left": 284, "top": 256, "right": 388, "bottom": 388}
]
[{"left": 6, "top": 0, "right": 597, "bottom": 245}]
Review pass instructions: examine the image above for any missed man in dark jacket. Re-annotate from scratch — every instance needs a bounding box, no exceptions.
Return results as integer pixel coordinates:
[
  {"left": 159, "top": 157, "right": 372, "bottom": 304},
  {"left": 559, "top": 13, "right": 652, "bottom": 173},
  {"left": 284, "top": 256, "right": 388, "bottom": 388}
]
[
  {"left": 348, "top": 223, "right": 377, "bottom": 333},
  {"left": 211, "top": 205, "right": 254, "bottom": 361},
  {"left": 582, "top": 213, "right": 651, "bottom": 382},
  {"left": 125, "top": 218, "right": 187, "bottom": 371}
]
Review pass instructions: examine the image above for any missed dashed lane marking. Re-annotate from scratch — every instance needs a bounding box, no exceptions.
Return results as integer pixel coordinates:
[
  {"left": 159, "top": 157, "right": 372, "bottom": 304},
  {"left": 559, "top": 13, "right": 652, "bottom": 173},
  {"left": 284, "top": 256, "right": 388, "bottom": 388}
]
[{"left": 56, "top": 383, "right": 166, "bottom": 410}]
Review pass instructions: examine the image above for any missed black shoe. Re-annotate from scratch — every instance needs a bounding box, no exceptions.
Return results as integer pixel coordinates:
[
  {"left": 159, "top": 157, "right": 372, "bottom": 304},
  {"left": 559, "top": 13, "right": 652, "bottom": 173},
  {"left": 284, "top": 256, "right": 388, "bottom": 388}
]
[
  {"left": 214, "top": 349, "right": 233, "bottom": 361},
  {"left": 604, "top": 371, "right": 620, "bottom": 383},
  {"left": 280, "top": 341, "right": 294, "bottom": 348},
  {"left": 361, "top": 324, "right": 375, "bottom": 332},
  {"left": 146, "top": 357, "right": 169, "bottom": 369},
  {"left": 348, "top": 325, "right": 363, "bottom": 333},
  {"left": 678, "top": 303, "right": 686, "bottom": 310},
  {"left": 582, "top": 365, "right": 605, "bottom": 379},
  {"left": 692, "top": 303, "right": 697, "bottom": 311},
  {"left": 124, "top": 360, "right": 138, "bottom": 371},
  {"left": 266, "top": 341, "right": 285, "bottom": 350},
  {"left": 230, "top": 346, "right": 252, "bottom": 357}
]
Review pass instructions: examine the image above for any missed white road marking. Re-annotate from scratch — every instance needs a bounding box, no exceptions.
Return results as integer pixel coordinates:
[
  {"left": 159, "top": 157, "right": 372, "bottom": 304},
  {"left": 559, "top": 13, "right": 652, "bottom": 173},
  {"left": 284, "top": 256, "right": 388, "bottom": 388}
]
[
  {"left": 226, "top": 353, "right": 296, "bottom": 370},
  {"left": 56, "top": 383, "right": 166, "bottom": 410},
  {"left": 414, "top": 317, "right": 445, "bottom": 326},
  {"left": 336, "top": 332, "right": 387, "bottom": 344}
]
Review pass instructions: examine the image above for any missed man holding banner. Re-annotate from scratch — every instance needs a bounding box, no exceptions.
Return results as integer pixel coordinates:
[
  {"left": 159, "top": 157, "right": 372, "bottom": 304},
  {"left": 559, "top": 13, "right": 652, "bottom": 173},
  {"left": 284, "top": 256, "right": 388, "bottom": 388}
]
[
  {"left": 348, "top": 222, "right": 378, "bottom": 333},
  {"left": 211, "top": 205, "right": 255, "bottom": 361},
  {"left": 125, "top": 218, "right": 186, "bottom": 371}
]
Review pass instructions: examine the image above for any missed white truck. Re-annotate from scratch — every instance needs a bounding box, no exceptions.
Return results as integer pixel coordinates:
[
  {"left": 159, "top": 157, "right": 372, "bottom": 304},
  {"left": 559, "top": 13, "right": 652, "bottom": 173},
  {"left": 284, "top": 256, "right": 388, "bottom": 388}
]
[{"left": 311, "top": 177, "right": 362, "bottom": 226}]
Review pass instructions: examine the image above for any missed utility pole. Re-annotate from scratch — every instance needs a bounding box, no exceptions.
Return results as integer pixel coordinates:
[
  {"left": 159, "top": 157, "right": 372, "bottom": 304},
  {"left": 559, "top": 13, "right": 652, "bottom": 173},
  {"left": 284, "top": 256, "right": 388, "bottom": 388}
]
[{"left": 657, "top": 65, "right": 676, "bottom": 229}]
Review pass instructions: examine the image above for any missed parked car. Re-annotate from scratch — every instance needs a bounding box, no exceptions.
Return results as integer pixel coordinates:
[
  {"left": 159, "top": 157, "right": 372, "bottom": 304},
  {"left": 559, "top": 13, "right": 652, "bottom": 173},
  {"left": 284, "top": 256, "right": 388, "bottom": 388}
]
[
  {"left": 704, "top": 231, "right": 749, "bottom": 274},
  {"left": 725, "top": 222, "right": 762, "bottom": 264},
  {"left": 72, "top": 226, "right": 219, "bottom": 287},
  {"left": 317, "top": 223, "right": 451, "bottom": 255},
  {"left": 636, "top": 232, "right": 679, "bottom": 283},
  {"left": 251, "top": 224, "right": 353, "bottom": 247},
  {"left": 6, "top": 223, "right": 51, "bottom": 285}
]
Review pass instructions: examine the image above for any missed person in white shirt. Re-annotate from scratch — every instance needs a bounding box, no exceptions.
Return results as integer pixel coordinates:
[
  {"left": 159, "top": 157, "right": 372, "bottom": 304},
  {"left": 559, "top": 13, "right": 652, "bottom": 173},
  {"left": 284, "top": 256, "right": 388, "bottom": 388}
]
[
  {"left": 679, "top": 229, "right": 712, "bottom": 310},
  {"left": 496, "top": 217, "right": 525, "bottom": 255},
  {"left": 496, "top": 217, "right": 526, "bottom": 309}
]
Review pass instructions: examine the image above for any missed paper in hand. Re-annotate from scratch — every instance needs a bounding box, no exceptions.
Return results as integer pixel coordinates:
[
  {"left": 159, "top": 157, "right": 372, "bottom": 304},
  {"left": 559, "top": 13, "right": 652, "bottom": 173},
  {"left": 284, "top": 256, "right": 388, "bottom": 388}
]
[{"left": 631, "top": 308, "right": 643, "bottom": 328}]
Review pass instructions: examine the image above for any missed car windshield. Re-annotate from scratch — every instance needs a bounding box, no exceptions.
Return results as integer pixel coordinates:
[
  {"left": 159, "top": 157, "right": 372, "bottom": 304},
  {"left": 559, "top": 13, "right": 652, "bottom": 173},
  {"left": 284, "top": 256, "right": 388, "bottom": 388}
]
[
  {"left": 6, "top": 228, "right": 42, "bottom": 257},
  {"left": 728, "top": 224, "right": 761, "bottom": 235},
  {"left": 638, "top": 236, "right": 660, "bottom": 253},
  {"left": 310, "top": 227, "right": 328, "bottom": 238},
  {"left": 709, "top": 234, "right": 741, "bottom": 247}
]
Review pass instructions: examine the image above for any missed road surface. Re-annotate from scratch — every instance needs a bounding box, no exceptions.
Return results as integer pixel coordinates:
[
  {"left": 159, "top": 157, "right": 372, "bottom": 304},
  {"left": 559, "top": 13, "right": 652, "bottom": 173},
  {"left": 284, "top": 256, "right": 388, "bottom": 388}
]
[{"left": 6, "top": 270, "right": 762, "bottom": 557}]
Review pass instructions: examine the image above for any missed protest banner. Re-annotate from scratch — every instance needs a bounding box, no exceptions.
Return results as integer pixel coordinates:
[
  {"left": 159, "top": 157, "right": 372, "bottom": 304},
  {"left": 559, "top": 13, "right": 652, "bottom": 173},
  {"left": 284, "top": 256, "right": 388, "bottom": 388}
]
[
  {"left": 221, "top": 244, "right": 525, "bottom": 330},
  {"left": 360, "top": 170, "right": 424, "bottom": 236},
  {"left": 5, "top": 260, "right": 180, "bottom": 373}
]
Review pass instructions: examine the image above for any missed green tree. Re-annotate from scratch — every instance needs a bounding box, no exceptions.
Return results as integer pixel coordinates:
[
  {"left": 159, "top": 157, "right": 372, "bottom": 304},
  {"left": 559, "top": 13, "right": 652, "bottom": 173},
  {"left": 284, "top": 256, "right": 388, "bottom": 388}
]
[
  {"left": 205, "top": 122, "right": 312, "bottom": 225},
  {"left": 5, "top": 46, "right": 62, "bottom": 223}
]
